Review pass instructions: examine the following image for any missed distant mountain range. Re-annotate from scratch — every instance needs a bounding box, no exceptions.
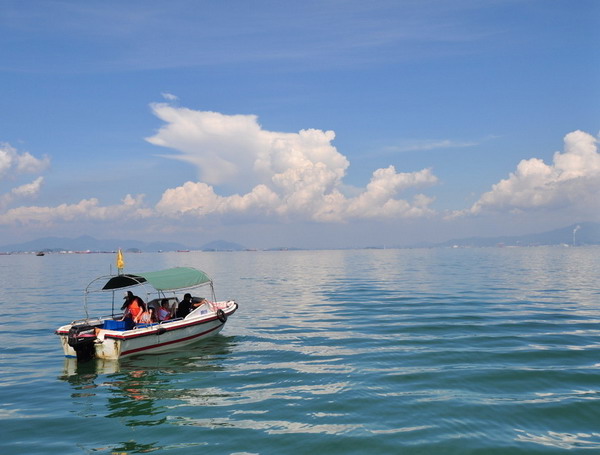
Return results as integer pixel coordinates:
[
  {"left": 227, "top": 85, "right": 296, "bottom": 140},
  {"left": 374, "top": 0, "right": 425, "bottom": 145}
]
[
  {"left": 1, "top": 222, "right": 599, "bottom": 253},
  {"left": 200, "top": 240, "right": 247, "bottom": 251},
  {"left": 0, "top": 235, "right": 246, "bottom": 253},
  {"left": 432, "top": 222, "right": 600, "bottom": 248}
]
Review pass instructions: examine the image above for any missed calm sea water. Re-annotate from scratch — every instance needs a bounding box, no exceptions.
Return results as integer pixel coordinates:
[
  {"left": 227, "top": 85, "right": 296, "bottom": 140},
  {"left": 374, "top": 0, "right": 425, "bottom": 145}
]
[{"left": 1, "top": 247, "right": 599, "bottom": 454}]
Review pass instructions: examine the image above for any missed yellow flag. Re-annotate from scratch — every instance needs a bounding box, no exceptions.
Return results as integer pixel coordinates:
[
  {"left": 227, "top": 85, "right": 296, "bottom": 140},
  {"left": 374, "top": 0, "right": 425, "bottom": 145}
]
[{"left": 116, "top": 249, "right": 124, "bottom": 271}]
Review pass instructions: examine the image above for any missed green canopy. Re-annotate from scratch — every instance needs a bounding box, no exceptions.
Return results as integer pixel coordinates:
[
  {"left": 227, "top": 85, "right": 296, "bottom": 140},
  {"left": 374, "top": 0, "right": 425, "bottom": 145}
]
[{"left": 102, "top": 267, "right": 211, "bottom": 291}]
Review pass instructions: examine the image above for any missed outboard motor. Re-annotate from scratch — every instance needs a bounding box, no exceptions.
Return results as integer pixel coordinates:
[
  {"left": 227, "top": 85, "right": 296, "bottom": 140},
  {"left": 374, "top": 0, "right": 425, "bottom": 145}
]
[{"left": 67, "top": 325, "right": 97, "bottom": 362}]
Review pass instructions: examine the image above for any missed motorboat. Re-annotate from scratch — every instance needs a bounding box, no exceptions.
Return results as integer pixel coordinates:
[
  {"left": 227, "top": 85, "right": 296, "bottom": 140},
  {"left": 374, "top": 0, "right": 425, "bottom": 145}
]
[{"left": 56, "top": 266, "right": 238, "bottom": 361}]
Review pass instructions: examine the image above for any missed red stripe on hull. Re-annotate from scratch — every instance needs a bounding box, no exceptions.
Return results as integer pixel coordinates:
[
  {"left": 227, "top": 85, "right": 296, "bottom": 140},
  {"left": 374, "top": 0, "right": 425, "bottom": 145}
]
[
  {"left": 105, "top": 316, "right": 218, "bottom": 340},
  {"left": 120, "top": 323, "right": 223, "bottom": 356}
]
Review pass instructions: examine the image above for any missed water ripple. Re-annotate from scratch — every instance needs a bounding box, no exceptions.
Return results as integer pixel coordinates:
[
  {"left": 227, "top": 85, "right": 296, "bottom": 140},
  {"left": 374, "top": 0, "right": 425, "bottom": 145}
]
[{"left": 1, "top": 248, "right": 599, "bottom": 454}]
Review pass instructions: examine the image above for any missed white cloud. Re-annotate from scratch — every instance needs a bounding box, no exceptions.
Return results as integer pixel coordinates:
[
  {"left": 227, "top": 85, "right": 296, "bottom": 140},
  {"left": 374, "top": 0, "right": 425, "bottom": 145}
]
[
  {"left": 0, "top": 177, "right": 44, "bottom": 209},
  {"left": 148, "top": 104, "right": 439, "bottom": 222},
  {"left": 1, "top": 176, "right": 45, "bottom": 207},
  {"left": 155, "top": 182, "right": 280, "bottom": 217},
  {"left": 345, "top": 167, "right": 437, "bottom": 219},
  {"left": 458, "top": 130, "right": 600, "bottom": 216},
  {"left": 161, "top": 92, "right": 179, "bottom": 101},
  {"left": 385, "top": 139, "right": 480, "bottom": 153},
  {"left": 2, "top": 109, "right": 595, "bottom": 238},
  {"left": 0, "top": 106, "right": 439, "bottom": 228},
  {"left": 146, "top": 104, "right": 351, "bottom": 191},
  {"left": 11, "top": 177, "right": 44, "bottom": 198},
  {"left": 0, "top": 143, "right": 50, "bottom": 178},
  {"left": 0, "top": 194, "right": 148, "bottom": 226},
  {"left": 146, "top": 104, "right": 266, "bottom": 186},
  {"left": 0, "top": 144, "right": 49, "bottom": 210}
]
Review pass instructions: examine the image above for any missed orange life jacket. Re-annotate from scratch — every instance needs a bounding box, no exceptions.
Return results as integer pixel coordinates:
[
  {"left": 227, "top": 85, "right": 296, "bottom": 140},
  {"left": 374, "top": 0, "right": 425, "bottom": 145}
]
[{"left": 128, "top": 300, "right": 142, "bottom": 319}]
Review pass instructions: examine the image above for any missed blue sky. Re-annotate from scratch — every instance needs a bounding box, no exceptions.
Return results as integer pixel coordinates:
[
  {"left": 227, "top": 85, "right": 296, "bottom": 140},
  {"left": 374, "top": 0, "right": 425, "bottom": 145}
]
[{"left": 1, "top": 0, "right": 599, "bottom": 249}]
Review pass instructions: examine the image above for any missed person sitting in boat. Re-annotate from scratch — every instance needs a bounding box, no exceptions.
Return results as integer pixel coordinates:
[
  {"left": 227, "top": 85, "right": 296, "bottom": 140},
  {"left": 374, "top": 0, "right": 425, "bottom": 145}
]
[
  {"left": 121, "top": 291, "right": 144, "bottom": 323},
  {"left": 175, "top": 293, "right": 193, "bottom": 318},
  {"left": 176, "top": 294, "right": 208, "bottom": 318},
  {"left": 137, "top": 306, "right": 155, "bottom": 324},
  {"left": 157, "top": 299, "right": 172, "bottom": 321}
]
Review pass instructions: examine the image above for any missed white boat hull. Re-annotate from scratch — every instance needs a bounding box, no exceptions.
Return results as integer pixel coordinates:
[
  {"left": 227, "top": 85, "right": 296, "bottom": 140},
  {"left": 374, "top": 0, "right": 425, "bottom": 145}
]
[{"left": 57, "top": 301, "right": 237, "bottom": 360}]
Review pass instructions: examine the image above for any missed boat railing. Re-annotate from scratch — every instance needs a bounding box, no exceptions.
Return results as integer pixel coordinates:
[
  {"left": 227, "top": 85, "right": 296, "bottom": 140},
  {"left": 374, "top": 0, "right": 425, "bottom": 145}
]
[
  {"left": 70, "top": 314, "right": 121, "bottom": 326},
  {"left": 131, "top": 317, "right": 185, "bottom": 330}
]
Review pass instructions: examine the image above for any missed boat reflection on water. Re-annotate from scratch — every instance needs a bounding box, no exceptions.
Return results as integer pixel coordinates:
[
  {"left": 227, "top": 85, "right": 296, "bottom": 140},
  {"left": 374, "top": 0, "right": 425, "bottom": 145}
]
[
  {"left": 60, "top": 335, "right": 236, "bottom": 389},
  {"left": 58, "top": 336, "right": 237, "bottom": 451}
]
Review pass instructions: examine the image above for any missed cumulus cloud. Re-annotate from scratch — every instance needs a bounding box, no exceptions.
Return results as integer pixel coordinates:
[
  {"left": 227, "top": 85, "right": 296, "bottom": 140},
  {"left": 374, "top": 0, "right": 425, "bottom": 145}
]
[
  {"left": 0, "top": 143, "right": 50, "bottom": 178},
  {"left": 0, "top": 194, "right": 148, "bottom": 226},
  {"left": 457, "top": 130, "right": 600, "bottom": 216},
  {"left": 3, "top": 105, "right": 595, "bottom": 235},
  {"left": 0, "top": 177, "right": 44, "bottom": 209},
  {"left": 146, "top": 105, "right": 267, "bottom": 186},
  {"left": 161, "top": 92, "right": 178, "bottom": 101},
  {"left": 0, "top": 105, "right": 440, "bottom": 227},
  {"left": 11, "top": 177, "right": 44, "bottom": 198},
  {"left": 148, "top": 104, "right": 438, "bottom": 222},
  {"left": 146, "top": 104, "right": 351, "bottom": 191},
  {"left": 345, "top": 167, "right": 437, "bottom": 219},
  {"left": 155, "top": 182, "right": 280, "bottom": 217},
  {"left": 0, "top": 143, "right": 49, "bottom": 210}
]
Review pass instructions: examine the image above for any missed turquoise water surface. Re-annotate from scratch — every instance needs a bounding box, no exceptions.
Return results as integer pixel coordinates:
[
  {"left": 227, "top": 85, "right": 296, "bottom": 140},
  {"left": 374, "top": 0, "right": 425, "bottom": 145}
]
[{"left": 1, "top": 247, "right": 599, "bottom": 454}]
